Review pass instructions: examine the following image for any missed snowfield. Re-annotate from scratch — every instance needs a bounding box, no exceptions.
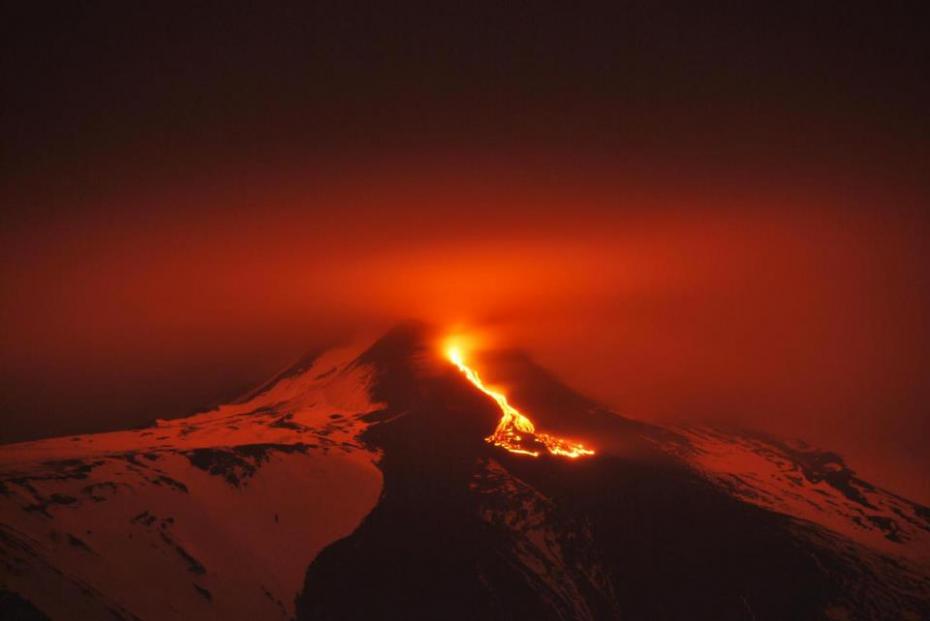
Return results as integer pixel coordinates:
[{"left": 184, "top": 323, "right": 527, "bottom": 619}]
[{"left": 0, "top": 342, "right": 383, "bottom": 620}]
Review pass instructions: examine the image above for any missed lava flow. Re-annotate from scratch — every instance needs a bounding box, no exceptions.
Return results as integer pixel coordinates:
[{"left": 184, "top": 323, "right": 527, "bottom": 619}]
[{"left": 446, "top": 345, "right": 594, "bottom": 459}]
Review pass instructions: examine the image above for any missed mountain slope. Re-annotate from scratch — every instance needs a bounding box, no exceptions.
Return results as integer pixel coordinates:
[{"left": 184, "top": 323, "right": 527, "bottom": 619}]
[
  {"left": 0, "top": 342, "right": 383, "bottom": 620},
  {"left": 2, "top": 323, "right": 928, "bottom": 620},
  {"left": 296, "top": 325, "right": 929, "bottom": 620}
]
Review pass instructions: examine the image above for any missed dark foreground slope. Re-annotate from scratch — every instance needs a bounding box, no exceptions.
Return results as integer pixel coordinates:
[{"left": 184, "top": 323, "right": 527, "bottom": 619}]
[{"left": 297, "top": 324, "right": 930, "bottom": 621}]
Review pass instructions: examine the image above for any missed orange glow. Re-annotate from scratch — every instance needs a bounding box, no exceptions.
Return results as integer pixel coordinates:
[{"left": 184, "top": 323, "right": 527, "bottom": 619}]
[{"left": 445, "top": 343, "right": 594, "bottom": 459}]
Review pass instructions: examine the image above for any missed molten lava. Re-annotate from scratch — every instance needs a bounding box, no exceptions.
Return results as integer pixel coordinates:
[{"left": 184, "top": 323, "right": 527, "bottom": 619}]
[{"left": 446, "top": 346, "right": 594, "bottom": 459}]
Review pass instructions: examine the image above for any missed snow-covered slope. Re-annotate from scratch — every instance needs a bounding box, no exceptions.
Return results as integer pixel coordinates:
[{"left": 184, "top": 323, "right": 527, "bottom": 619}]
[
  {"left": 662, "top": 426, "right": 930, "bottom": 565},
  {"left": 0, "top": 343, "right": 383, "bottom": 620}
]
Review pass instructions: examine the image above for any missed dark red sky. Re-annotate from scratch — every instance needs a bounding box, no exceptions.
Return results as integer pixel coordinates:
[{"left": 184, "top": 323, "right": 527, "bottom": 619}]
[{"left": 2, "top": 4, "right": 929, "bottom": 502}]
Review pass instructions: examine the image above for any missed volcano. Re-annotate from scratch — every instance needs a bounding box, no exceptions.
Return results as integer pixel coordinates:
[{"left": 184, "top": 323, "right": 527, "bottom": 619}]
[{"left": 1, "top": 323, "right": 928, "bottom": 620}]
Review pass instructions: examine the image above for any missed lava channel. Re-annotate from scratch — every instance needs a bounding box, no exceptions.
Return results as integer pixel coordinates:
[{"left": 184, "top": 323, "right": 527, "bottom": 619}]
[{"left": 446, "top": 346, "right": 594, "bottom": 459}]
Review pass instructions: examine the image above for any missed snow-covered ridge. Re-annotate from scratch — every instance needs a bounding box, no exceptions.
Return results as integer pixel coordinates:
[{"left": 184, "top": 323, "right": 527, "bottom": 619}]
[
  {"left": 664, "top": 425, "right": 930, "bottom": 565},
  {"left": 0, "top": 342, "right": 384, "bottom": 620}
]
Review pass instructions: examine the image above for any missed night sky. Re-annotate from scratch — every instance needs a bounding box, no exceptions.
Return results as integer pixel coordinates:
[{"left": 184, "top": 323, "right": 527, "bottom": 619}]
[{"left": 2, "top": 3, "right": 929, "bottom": 501}]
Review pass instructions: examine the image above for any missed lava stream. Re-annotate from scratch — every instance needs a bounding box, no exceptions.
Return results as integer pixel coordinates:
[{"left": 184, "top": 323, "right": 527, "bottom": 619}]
[{"left": 446, "top": 346, "right": 594, "bottom": 459}]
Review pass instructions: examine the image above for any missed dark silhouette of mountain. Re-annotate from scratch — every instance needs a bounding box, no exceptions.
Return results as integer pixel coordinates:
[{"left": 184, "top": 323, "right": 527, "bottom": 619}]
[
  {"left": 1, "top": 323, "right": 928, "bottom": 620},
  {"left": 297, "top": 324, "right": 929, "bottom": 620}
]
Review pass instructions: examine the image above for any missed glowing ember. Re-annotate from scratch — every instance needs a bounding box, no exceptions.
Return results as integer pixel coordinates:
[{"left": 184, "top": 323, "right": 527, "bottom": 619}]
[{"left": 446, "top": 345, "right": 594, "bottom": 459}]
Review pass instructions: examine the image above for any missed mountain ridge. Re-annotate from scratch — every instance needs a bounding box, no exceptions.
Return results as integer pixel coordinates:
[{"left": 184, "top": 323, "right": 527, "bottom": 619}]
[{"left": 1, "top": 323, "right": 927, "bottom": 620}]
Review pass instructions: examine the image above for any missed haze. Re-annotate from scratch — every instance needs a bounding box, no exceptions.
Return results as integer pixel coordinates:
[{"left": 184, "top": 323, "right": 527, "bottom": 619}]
[{"left": 2, "top": 4, "right": 928, "bottom": 503}]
